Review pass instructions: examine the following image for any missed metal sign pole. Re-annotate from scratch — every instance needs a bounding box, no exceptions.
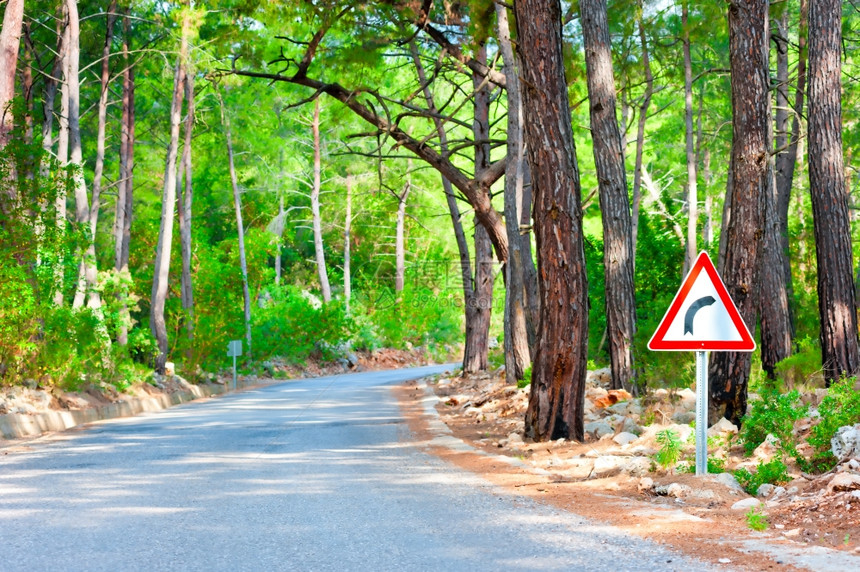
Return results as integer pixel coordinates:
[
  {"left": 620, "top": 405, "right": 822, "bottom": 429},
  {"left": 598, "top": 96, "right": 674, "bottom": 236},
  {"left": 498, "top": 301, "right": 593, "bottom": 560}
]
[
  {"left": 232, "top": 354, "right": 237, "bottom": 391},
  {"left": 695, "top": 350, "right": 708, "bottom": 475}
]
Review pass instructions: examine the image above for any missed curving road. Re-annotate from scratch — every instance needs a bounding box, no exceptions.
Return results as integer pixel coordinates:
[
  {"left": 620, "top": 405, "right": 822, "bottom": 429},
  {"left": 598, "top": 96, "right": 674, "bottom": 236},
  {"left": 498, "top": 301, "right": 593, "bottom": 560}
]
[{"left": 0, "top": 365, "right": 715, "bottom": 571}]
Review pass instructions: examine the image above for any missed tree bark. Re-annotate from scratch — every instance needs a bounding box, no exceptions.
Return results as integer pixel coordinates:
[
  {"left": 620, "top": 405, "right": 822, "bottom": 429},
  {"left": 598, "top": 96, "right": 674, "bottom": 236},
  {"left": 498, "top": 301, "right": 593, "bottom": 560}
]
[
  {"left": 72, "top": 0, "right": 116, "bottom": 311},
  {"left": 394, "top": 179, "right": 410, "bottom": 294},
  {"left": 151, "top": 22, "right": 188, "bottom": 373},
  {"left": 115, "top": 12, "right": 134, "bottom": 346},
  {"left": 410, "top": 41, "right": 487, "bottom": 374},
  {"left": 776, "top": 0, "right": 807, "bottom": 325},
  {"left": 0, "top": 0, "right": 24, "bottom": 151},
  {"left": 631, "top": 4, "right": 653, "bottom": 266},
  {"left": 311, "top": 98, "right": 332, "bottom": 303},
  {"left": 53, "top": 6, "right": 71, "bottom": 307},
  {"left": 807, "top": 0, "right": 860, "bottom": 383},
  {"left": 219, "top": 90, "right": 253, "bottom": 360},
  {"left": 709, "top": 0, "right": 769, "bottom": 426},
  {"left": 580, "top": 0, "right": 637, "bottom": 391},
  {"left": 496, "top": 2, "right": 531, "bottom": 383},
  {"left": 463, "top": 44, "right": 495, "bottom": 374},
  {"left": 517, "top": 0, "right": 589, "bottom": 442},
  {"left": 343, "top": 173, "right": 351, "bottom": 312},
  {"left": 682, "top": 0, "right": 698, "bottom": 273},
  {"left": 178, "top": 68, "right": 194, "bottom": 344}
]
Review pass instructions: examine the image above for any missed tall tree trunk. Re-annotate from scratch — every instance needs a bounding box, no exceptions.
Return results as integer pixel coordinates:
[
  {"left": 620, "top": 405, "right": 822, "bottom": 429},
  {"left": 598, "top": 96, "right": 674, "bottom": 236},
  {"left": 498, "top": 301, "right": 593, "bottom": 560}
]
[
  {"left": 275, "top": 149, "right": 284, "bottom": 287},
  {"left": 496, "top": 2, "right": 531, "bottom": 383},
  {"left": 394, "top": 180, "right": 410, "bottom": 294},
  {"left": 178, "top": 69, "right": 194, "bottom": 344},
  {"left": 343, "top": 173, "right": 351, "bottom": 312},
  {"left": 517, "top": 0, "right": 589, "bottom": 442},
  {"left": 632, "top": 4, "right": 653, "bottom": 265},
  {"left": 151, "top": 21, "right": 188, "bottom": 373},
  {"left": 776, "top": 0, "right": 807, "bottom": 325},
  {"left": 73, "top": 0, "right": 116, "bottom": 310},
  {"left": 115, "top": 12, "right": 134, "bottom": 347},
  {"left": 0, "top": 0, "right": 24, "bottom": 153},
  {"left": 311, "top": 98, "right": 331, "bottom": 303},
  {"left": 807, "top": 0, "right": 860, "bottom": 383},
  {"left": 219, "top": 90, "right": 253, "bottom": 360},
  {"left": 759, "top": 8, "right": 793, "bottom": 378},
  {"left": 53, "top": 7, "right": 71, "bottom": 307},
  {"left": 410, "top": 41, "right": 486, "bottom": 373},
  {"left": 709, "top": 0, "right": 769, "bottom": 426},
  {"left": 580, "top": 0, "right": 637, "bottom": 391},
  {"left": 682, "top": 0, "right": 698, "bottom": 273},
  {"left": 463, "top": 44, "right": 495, "bottom": 374}
]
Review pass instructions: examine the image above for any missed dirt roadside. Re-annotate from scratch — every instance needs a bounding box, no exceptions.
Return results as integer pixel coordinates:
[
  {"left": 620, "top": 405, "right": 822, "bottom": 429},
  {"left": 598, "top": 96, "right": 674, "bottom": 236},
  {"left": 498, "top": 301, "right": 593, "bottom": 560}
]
[{"left": 395, "top": 374, "right": 860, "bottom": 572}]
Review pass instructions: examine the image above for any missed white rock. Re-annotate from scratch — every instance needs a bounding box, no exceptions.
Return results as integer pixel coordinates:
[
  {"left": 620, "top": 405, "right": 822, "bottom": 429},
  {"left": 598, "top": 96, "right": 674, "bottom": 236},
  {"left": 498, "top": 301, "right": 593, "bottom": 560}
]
[
  {"left": 620, "top": 457, "right": 651, "bottom": 477},
  {"left": 756, "top": 483, "right": 775, "bottom": 497},
  {"left": 711, "top": 474, "right": 743, "bottom": 494},
  {"left": 584, "top": 420, "right": 614, "bottom": 439},
  {"left": 507, "top": 432, "right": 524, "bottom": 444},
  {"left": 677, "top": 388, "right": 697, "bottom": 411},
  {"left": 655, "top": 483, "right": 692, "bottom": 498},
  {"left": 831, "top": 424, "right": 860, "bottom": 461},
  {"left": 708, "top": 417, "right": 739, "bottom": 437},
  {"left": 672, "top": 411, "right": 696, "bottom": 425},
  {"left": 638, "top": 477, "right": 654, "bottom": 493},
  {"left": 165, "top": 361, "right": 175, "bottom": 375},
  {"left": 587, "top": 368, "right": 612, "bottom": 388},
  {"left": 613, "top": 432, "right": 639, "bottom": 446},
  {"left": 731, "top": 498, "right": 761, "bottom": 511},
  {"left": 592, "top": 455, "right": 628, "bottom": 477},
  {"left": 828, "top": 472, "right": 860, "bottom": 492},
  {"left": 754, "top": 434, "right": 781, "bottom": 461},
  {"left": 783, "top": 528, "right": 801, "bottom": 537}
]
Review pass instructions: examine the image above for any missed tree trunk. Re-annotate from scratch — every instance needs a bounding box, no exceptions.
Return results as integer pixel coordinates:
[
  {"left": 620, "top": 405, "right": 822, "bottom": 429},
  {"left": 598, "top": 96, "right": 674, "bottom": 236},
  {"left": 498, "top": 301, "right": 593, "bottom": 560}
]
[
  {"left": 115, "top": 12, "right": 134, "bottom": 347},
  {"left": 708, "top": 0, "right": 769, "bottom": 426},
  {"left": 178, "top": 69, "right": 194, "bottom": 344},
  {"left": 807, "top": 0, "right": 860, "bottom": 383},
  {"left": 410, "top": 41, "right": 488, "bottom": 374},
  {"left": 0, "top": 0, "right": 24, "bottom": 152},
  {"left": 517, "top": 0, "right": 589, "bottom": 442},
  {"left": 344, "top": 173, "right": 351, "bottom": 312},
  {"left": 580, "top": 0, "right": 637, "bottom": 391},
  {"left": 72, "top": 0, "right": 116, "bottom": 311},
  {"left": 53, "top": 4, "right": 72, "bottom": 307},
  {"left": 632, "top": 4, "right": 653, "bottom": 266},
  {"left": 682, "top": 0, "right": 698, "bottom": 274},
  {"left": 394, "top": 179, "right": 410, "bottom": 294},
  {"left": 496, "top": 2, "right": 531, "bottom": 383},
  {"left": 462, "top": 44, "right": 495, "bottom": 374},
  {"left": 464, "top": 221, "right": 494, "bottom": 373},
  {"left": 311, "top": 98, "right": 331, "bottom": 303},
  {"left": 151, "top": 23, "right": 188, "bottom": 374},
  {"left": 759, "top": 9, "right": 793, "bottom": 378},
  {"left": 776, "top": 0, "right": 807, "bottom": 326},
  {"left": 220, "top": 90, "right": 253, "bottom": 361}
]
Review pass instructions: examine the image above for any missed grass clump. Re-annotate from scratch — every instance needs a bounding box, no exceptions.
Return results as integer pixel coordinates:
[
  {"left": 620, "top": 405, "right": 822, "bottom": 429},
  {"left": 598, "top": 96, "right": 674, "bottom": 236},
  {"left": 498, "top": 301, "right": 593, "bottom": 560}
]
[
  {"left": 745, "top": 504, "right": 769, "bottom": 531},
  {"left": 733, "top": 458, "right": 790, "bottom": 496}
]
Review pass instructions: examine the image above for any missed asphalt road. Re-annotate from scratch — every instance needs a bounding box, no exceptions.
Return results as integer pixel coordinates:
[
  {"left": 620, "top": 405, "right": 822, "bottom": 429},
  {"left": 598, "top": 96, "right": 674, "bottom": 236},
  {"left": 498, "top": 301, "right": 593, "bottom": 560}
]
[{"left": 0, "top": 365, "right": 716, "bottom": 571}]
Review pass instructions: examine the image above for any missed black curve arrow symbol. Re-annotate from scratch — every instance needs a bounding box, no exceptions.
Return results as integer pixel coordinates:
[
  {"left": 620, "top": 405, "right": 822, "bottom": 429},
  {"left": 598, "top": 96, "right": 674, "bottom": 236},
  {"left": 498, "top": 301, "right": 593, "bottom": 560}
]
[{"left": 684, "top": 296, "right": 716, "bottom": 335}]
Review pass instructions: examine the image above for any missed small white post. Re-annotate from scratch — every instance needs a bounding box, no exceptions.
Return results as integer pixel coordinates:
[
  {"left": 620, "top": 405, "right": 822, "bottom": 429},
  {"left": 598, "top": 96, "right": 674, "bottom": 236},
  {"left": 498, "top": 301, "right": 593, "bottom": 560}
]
[{"left": 695, "top": 350, "right": 709, "bottom": 475}]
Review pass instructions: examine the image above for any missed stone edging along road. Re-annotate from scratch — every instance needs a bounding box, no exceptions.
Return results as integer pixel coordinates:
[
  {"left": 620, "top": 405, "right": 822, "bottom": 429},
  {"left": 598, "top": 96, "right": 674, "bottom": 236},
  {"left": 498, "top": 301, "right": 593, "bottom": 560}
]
[{"left": 0, "top": 377, "right": 279, "bottom": 441}]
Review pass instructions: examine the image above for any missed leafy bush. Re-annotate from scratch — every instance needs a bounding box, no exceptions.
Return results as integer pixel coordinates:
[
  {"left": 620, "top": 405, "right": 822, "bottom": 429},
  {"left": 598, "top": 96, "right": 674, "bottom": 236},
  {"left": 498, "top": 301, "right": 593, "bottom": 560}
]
[
  {"left": 773, "top": 336, "right": 822, "bottom": 390},
  {"left": 805, "top": 377, "right": 860, "bottom": 471},
  {"left": 746, "top": 504, "right": 769, "bottom": 531},
  {"left": 733, "top": 458, "right": 790, "bottom": 495},
  {"left": 739, "top": 388, "right": 807, "bottom": 455}
]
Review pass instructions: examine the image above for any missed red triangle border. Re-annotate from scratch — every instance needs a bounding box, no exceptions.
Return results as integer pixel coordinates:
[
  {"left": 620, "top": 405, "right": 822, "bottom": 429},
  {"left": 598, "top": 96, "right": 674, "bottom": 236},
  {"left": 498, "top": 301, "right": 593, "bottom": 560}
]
[{"left": 648, "top": 251, "right": 756, "bottom": 352}]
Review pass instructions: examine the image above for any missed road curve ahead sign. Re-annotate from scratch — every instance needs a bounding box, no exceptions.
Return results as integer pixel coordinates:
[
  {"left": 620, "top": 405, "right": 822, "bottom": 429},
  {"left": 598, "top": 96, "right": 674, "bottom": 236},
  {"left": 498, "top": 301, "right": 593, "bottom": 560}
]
[{"left": 648, "top": 251, "right": 755, "bottom": 352}]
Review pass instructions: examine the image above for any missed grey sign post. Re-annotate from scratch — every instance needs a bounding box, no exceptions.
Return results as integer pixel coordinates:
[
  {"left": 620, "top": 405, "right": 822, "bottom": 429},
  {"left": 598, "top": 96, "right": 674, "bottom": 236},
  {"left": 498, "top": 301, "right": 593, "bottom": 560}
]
[{"left": 227, "top": 340, "right": 242, "bottom": 390}]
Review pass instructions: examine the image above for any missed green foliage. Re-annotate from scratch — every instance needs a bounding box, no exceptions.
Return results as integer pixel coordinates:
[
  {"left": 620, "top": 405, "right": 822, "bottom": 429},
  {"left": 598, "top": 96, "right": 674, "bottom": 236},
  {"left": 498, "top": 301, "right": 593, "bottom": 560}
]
[
  {"left": 654, "top": 428, "right": 683, "bottom": 469},
  {"left": 733, "top": 459, "right": 790, "bottom": 496},
  {"left": 518, "top": 365, "right": 533, "bottom": 389},
  {"left": 745, "top": 504, "right": 769, "bottom": 531},
  {"left": 773, "top": 336, "right": 823, "bottom": 390},
  {"left": 739, "top": 388, "right": 808, "bottom": 455},
  {"left": 806, "top": 377, "right": 860, "bottom": 471}
]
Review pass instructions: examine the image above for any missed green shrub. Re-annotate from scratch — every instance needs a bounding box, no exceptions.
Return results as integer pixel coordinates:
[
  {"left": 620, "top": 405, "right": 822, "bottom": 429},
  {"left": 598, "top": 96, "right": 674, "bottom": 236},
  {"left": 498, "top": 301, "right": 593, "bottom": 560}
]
[
  {"left": 739, "top": 388, "right": 807, "bottom": 456},
  {"left": 746, "top": 504, "right": 769, "bottom": 531},
  {"left": 805, "top": 377, "right": 860, "bottom": 471},
  {"left": 733, "top": 458, "right": 790, "bottom": 495},
  {"left": 774, "top": 336, "right": 822, "bottom": 390}
]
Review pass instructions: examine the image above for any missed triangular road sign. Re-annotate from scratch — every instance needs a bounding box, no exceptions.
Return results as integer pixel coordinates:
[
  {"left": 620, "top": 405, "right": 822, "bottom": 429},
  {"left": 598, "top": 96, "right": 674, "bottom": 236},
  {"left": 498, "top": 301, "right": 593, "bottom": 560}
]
[{"left": 648, "top": 251, "right": 755, "bottom": 352}]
